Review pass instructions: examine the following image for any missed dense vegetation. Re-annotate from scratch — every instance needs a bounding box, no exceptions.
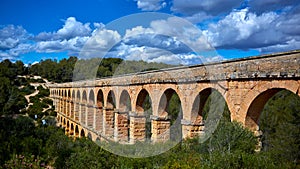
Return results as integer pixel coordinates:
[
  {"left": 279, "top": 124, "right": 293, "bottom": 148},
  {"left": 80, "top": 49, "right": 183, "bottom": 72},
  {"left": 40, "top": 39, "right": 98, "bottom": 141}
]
[{"left": 0, "top": 58, "right": 299, "bottom": 168}]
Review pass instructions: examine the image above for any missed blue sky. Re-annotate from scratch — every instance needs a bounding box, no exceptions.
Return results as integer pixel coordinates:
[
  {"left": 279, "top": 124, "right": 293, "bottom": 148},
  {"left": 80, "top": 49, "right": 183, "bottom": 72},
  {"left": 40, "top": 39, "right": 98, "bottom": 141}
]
[{"left": 0, "top": 0, "right": 300, "bottom": 65}]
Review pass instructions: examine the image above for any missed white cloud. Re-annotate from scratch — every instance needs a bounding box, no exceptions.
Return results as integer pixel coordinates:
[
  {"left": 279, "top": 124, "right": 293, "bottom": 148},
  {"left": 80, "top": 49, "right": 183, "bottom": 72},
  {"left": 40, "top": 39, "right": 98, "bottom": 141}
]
[
  {"left": 202, "top": 6, "right": 300, "bottom": 52},
  {"left": 56, "top": 17, "right": 91, "bottom": 40},
  {"left": 135, "top": 0, "right": 166, "bottom": 11},
  {"left": 36, "top": 17, "right": 92, "bottom": 41},
  {"left": 0, "top": 25, "right": 31, "bottom": 50},
  {"left": 80, "top": 29, "right": 121, "bottom": 58},
  {"left": 34, "top": 17, "right": 101, "bottom": 56},
  {"left": 0, "top": 25, "right": 34, "bottom": 61},
  {"left": 203, "top": 9, "right": 281, "bottom": 48}
]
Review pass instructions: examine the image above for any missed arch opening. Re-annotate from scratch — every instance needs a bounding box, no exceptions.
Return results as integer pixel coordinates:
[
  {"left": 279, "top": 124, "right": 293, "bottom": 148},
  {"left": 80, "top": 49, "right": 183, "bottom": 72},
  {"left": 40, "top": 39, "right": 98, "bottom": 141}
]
[
  {"left": 71, "top": 90, "right": 75, "bottom": 119},
  {"left": 75, "top": 125, "right": 79, "bottom": 138},
  {"left": 104, "top": 90, "right": 116, "bottom": 138},
  {"left": 75, "top": 90, "right": 80, "bottom": 121},
  {"left": 70, "top": 123, "right": 74, "bottom": 136},
  {"left": 96, "top": 90, "right": 104, "bottom": 132},
  {"left": 157, "top": 89, "right": 183, "bottom": 141},
  {"left": 107, "top": 90, "right": 116, "bottom": 109},
  {"left": 136, "top": 89, "right": 152, "bottom": 142},
  {"left": 87, "top": 132, "right": 92, "bottom": 140},
  {"left": 191, "top": 88, "right": 230, "bottom": 124},
  {"left": 80, "top": 129, "right": 85, "bottom": 138},
  {"left": 87, "top": 90, "right": 95, "bottom": 127},
  {"left": 190, "top": 88, "right": 230, "bottom": 140},
  {"left": 119, "top": 90, "right": 131, "bottom": 112},
  {"left": 81, "top": 90, "right": 87, "bottom": 125},
  {"left": 247, "top": 89, "right": 300, "bottom": 160}
]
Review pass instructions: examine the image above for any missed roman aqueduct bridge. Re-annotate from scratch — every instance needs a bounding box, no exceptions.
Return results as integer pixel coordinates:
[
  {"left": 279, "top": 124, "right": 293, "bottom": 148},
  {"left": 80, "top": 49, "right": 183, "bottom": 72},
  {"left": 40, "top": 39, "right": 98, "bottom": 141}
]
[{"left": 49, "top": 50, "right": 300, "bottom": 143}]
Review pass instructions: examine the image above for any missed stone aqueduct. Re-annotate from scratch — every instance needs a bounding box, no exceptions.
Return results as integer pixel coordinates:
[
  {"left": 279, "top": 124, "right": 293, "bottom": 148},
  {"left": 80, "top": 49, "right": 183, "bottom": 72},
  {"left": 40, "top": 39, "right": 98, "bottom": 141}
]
[{"left": 49, "top": 50, "right": 300, "bottom": 143}]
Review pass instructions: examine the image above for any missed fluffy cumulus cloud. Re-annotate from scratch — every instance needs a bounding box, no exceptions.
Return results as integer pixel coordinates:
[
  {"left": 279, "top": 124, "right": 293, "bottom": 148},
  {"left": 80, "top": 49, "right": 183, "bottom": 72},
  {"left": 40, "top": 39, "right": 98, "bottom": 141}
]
[
  {"left": 203, "top": 5, "right": 300, "bottom": 52},
  {"left": 134, "top": 0, "right": 167, "bottom": 11},
  {"left": 0, "top": 25, "right": 33, "bottom": 60},
  {"left": 35, "top": 17, "right": 94, "bottom": 55},
  {"left": 36, "top": 17, "right": 91, "bottom": 41}
]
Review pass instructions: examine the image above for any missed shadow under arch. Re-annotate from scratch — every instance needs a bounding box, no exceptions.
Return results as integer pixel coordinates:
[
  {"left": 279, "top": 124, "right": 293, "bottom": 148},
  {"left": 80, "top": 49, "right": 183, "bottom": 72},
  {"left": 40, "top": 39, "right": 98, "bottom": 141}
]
[
  {"left": 80, "top": 129, "right": 85, "bottom": 138},
  {"left": 96, "top": 89, "right": 104, "bottom": 132},
  {"left": 70, "top": 123, "right": 74, "bottom": 137},
  {"left": 87, "top": 132, "right": 93, "bottom": 140},
  {"left": 257, "top": 89, "right": 300, "bottom": 157},
  {"left": 87, "top": 89, "right": 95, "bottom": 127},
  {"left": 75, "top": 90, "right": 81, "bottom": 121},
  {"left": 191, "top": 88, "right": 230, "bottom": 124},
  {"left": 157, "top": 88, "right": 183, "bottom": 142},
  {"left": 246, "top": 88, "right": 296, "bottom": 131},
  {"left": 81, "top": 90, "right": 87, "bottom": 125},
  {"left": 135, "top": 89, "right": 153, "bottom": 142},
  {"left": 119, "top": 90, "right": 132, "bottom": 112},
  {"left": 75, "top": 125, "right": 79, "bottom": 138},
  {"left": 104, "top": 90, "right": 116, "bottom": 139},
  {"left": 190, "top": 88, "right": 230, "bottom": 142}
]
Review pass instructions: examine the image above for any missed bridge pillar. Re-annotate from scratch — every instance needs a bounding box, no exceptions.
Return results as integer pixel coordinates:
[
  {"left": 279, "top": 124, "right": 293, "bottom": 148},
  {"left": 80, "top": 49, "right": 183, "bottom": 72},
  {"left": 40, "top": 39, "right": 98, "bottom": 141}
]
[
  {"left": 66, "top": 100, "right": 70, "bottom": 117},
  {"left": 181, "top": 120, "right": 204, "bottom": 139},
  {"left": 59, "top": 98, "right": 63, "bottom": 113},
  {"left": 75, "top": 102, "right": 80, "bottom": 121},
  {"left": 87, "top": 105, "right": 95, "bottom": 128},
  {"left": 70, "top": 101, "right": 74, "bottom": 119},
  {"left": 114, "top": 111, "right": 129, "bottom": 142},
  {"left": 151, "top": 116, "right": 170, "bottom": 142},
  {"left": 95, "top": 108, "right": 103, "bottom": 132},
  {"left": 80, "top": 103, "right": 87, "bottom": 125},
  {"left": 129, "top": 112, "right": 146, "bottom": 143},
  {"left": 103, "top": 107, "right": 115, "bottom": 139}
]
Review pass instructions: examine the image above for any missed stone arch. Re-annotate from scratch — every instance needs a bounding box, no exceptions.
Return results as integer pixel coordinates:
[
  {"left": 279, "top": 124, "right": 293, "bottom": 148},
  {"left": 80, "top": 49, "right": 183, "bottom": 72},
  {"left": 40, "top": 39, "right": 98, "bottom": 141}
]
[
  {"left": 75, "top": 125, "right": 79, "bottom": 138},
  {"left": 106, "top": 90, "right": 116, "bottom": 109},
  {"left": 133, "top": 89, "right": 153, "bottom": 142},
  {"left": 80, "top": 129, "right": 85, "bottom": 138},
  {"left": 71, "top": 90, "right": 76, "bottom": 119},
  {"left": 70, "top": 123, "right": 74, "bottom": 136},
  {"left": 119, "top": 90, "right": 131, "bottom": 112},
  {"left": 95, "top": 137, "right": 101, "bottom": 144},
  {"left": 87, "top": 132, "right": 93, "bottom": 140},
  {"left": 104, "top": 90, "right": 116, "bottom": 138},
  {"left": 136, "top": 89, "right": 152, "bottom": 115},
  {"left": 157, "top": 88, "right": 183, "bottom": 141},
  {"left": 63, "top": 118, "right": 66, "bottom": 127},
  {"left": 68, "top": 89, "right": 71, "bottom": 99},
  {"left": 158, "top": 88, "right": 182, "bottom": 118},
  {"left": 66, "top": 120, "right": 70, "bottom": 134},
  {"left": 240, "top": 80, "right": 299, "bottom": 131},
  {"left": 89, "top": 89, "right": 95, "bottom": 105},
  {"left": 87, "top": 89, "right": 95, "bottom": 127},
  {"left": 96, "top": 89, "right": 104, "bottom": 131},
  {"left": 97, "top": 90, "right": 104, "bottom": 108},
  {"left": 63, "top": 90, "right": 67, "bottom": 115},
  {"left": 190, "top": 87, "right": 229, "bottom": 124},
  {"left": 82, "top": 90, "right": 87, "bottom": 103},
  {"left": 245, "top": 88, "right": 284, "bottom": 131},
  {"left": 75, "top": 90, "right": 80, "bottom": 121},
  {"left": 81, "top": 90, "right": 87, "bottom": 125}
]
